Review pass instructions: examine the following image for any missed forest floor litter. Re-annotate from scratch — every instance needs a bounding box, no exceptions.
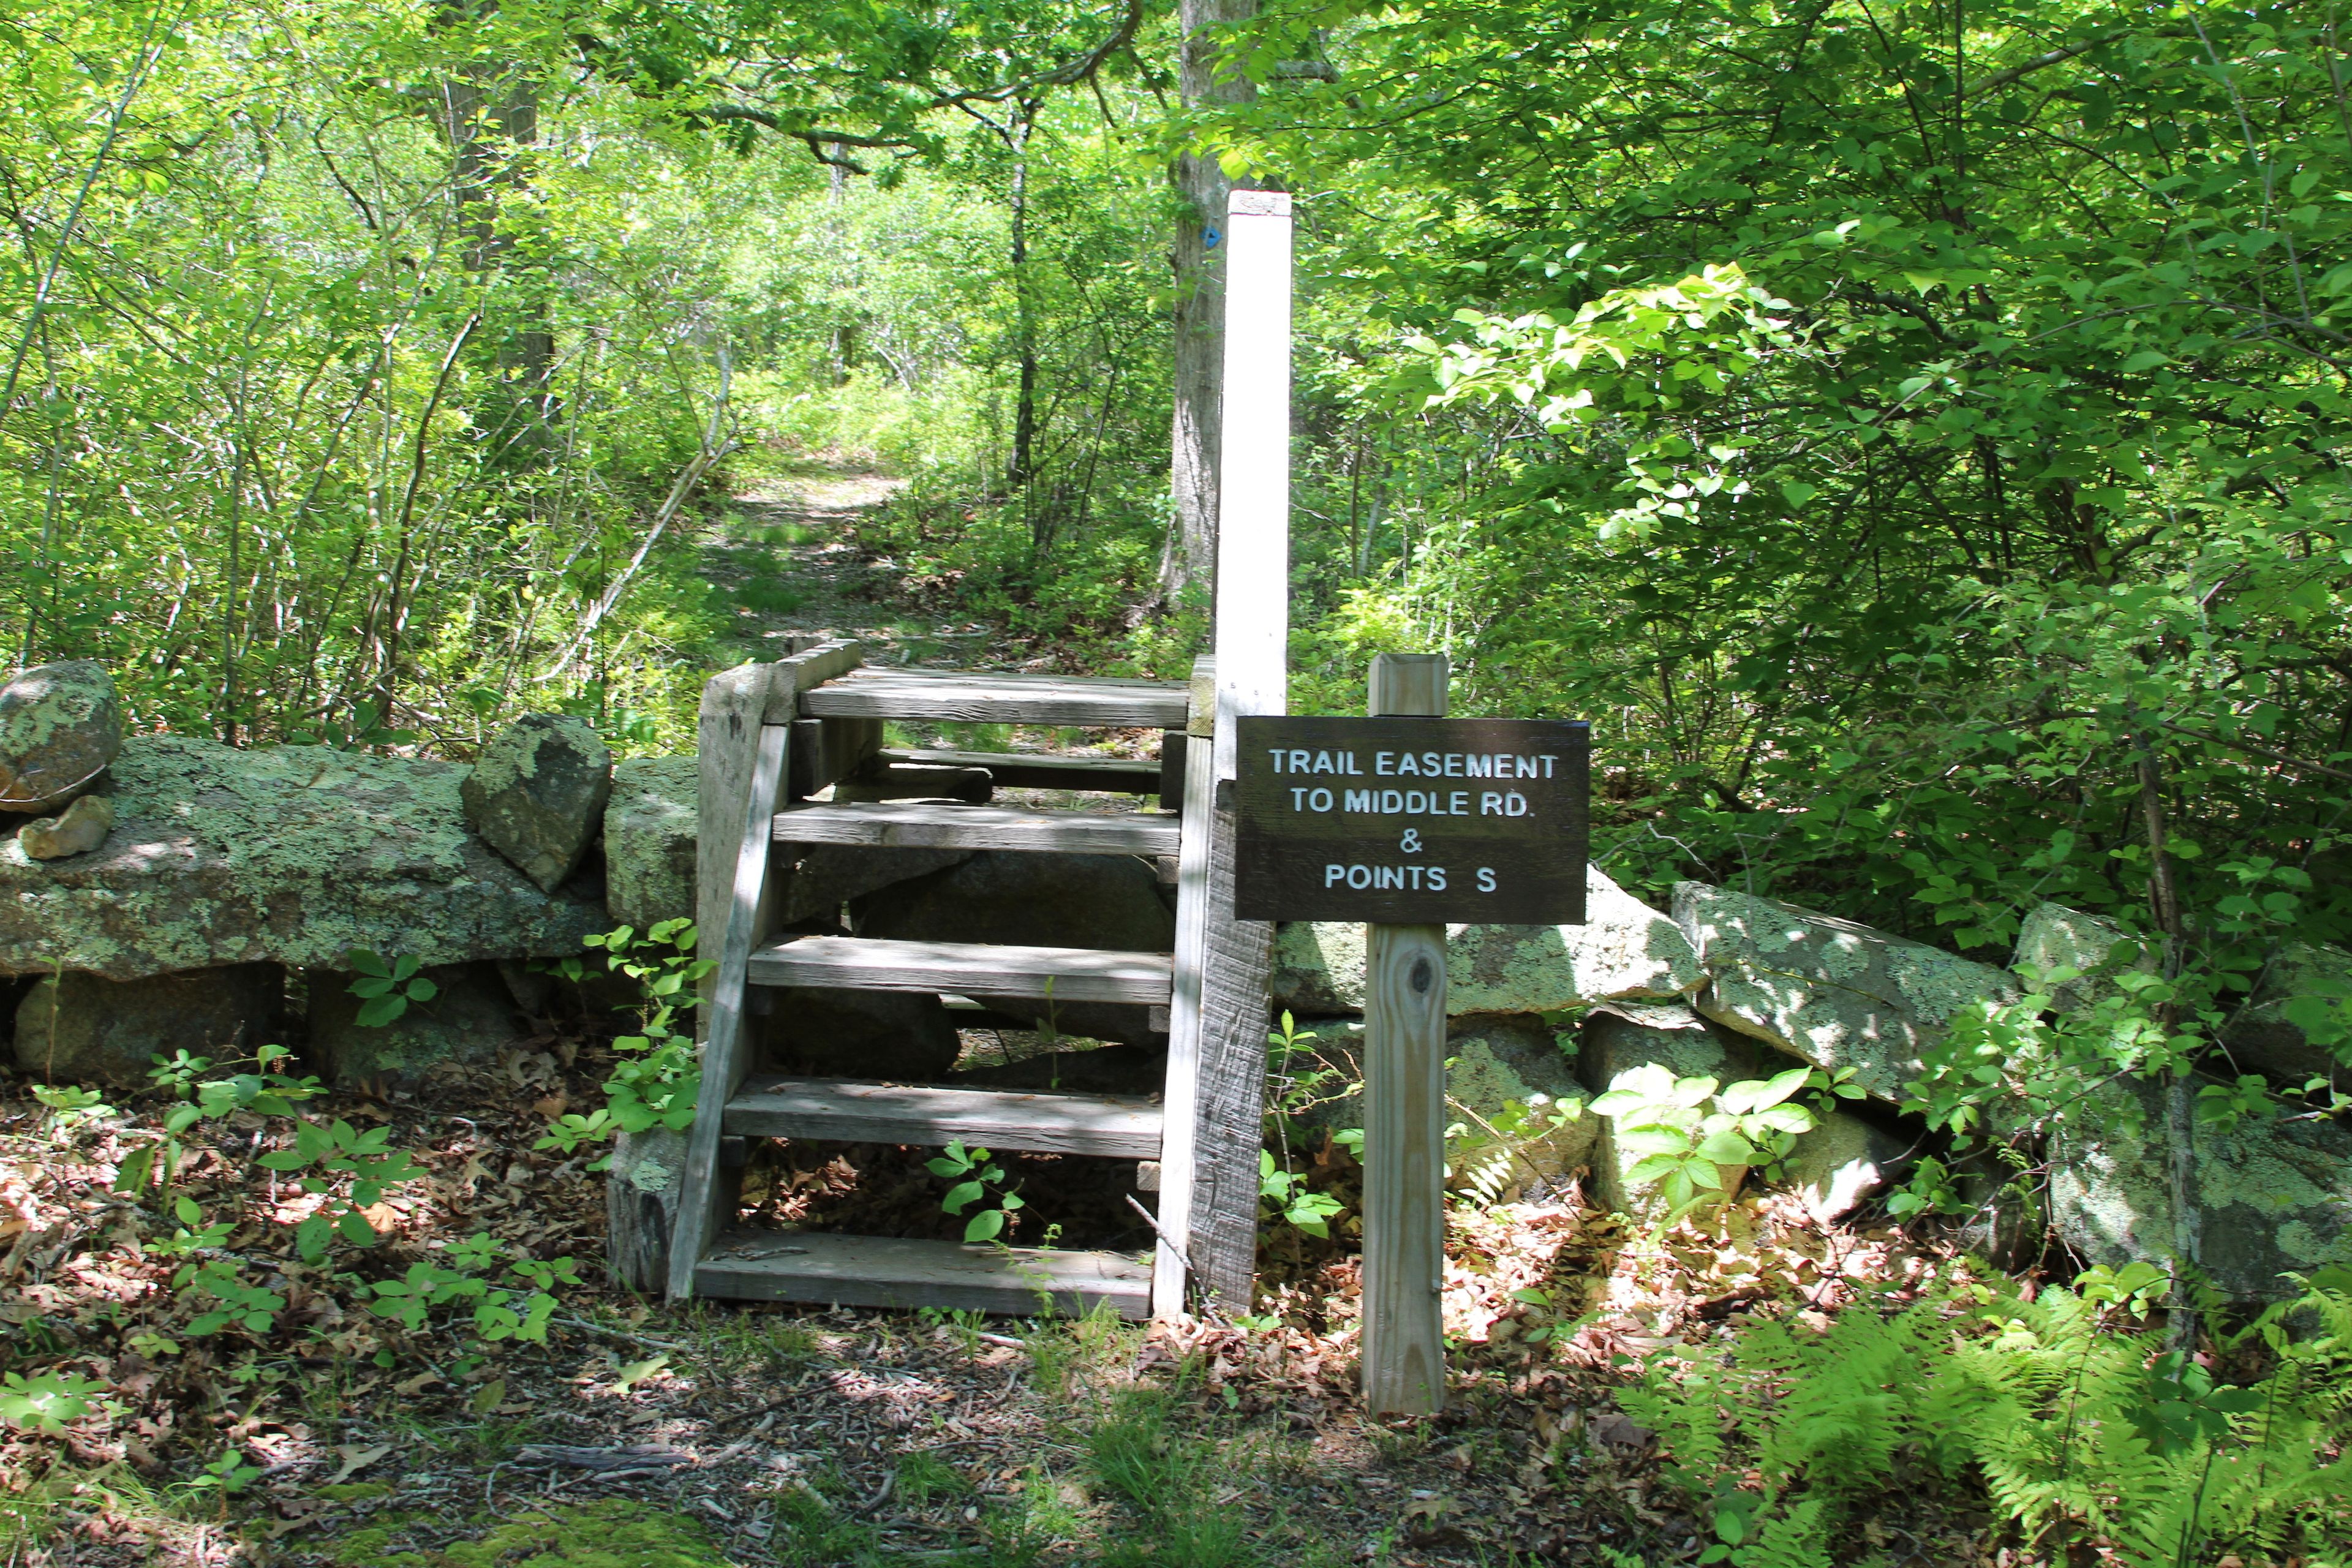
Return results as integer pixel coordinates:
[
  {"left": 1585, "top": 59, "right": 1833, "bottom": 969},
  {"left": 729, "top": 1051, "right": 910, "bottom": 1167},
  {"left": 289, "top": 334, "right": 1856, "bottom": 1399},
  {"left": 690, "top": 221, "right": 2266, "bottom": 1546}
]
[{"left": 0, "top": 1011, "right": 2010, "bottom": 1567}]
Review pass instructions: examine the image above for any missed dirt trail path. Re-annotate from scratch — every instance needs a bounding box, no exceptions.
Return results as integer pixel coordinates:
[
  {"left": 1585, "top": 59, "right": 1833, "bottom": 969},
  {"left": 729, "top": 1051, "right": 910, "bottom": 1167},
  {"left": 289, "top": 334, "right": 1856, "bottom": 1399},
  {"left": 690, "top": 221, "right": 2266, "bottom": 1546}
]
[{"left": 700, "top": 466, "right": 993, "bottom": 669}]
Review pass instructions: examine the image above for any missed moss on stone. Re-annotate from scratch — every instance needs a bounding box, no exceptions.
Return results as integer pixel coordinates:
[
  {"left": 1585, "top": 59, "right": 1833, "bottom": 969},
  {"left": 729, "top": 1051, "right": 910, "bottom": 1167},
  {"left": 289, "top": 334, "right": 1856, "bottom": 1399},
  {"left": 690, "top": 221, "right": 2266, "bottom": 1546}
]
[
  {"left": 323, "top": 1499, "right": 738, "bottom": 1568},
  {"left": 0, "top": 735, "right": 605, "bottom": 979}
]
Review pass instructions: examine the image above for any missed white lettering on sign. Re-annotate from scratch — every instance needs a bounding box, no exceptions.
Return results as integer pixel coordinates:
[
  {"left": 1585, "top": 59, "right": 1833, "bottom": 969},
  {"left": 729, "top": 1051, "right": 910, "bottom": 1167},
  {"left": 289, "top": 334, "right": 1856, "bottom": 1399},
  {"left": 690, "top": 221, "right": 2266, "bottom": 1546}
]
[
  {"left": 1324, "top": 864, "right": 1452, "bottom": 891},
  {"left": 1372, "top": 752, "right": 1558, "bottom": 779},
  {"left": 1267, "top": 749, "right": 1368, "bottom": 775}
]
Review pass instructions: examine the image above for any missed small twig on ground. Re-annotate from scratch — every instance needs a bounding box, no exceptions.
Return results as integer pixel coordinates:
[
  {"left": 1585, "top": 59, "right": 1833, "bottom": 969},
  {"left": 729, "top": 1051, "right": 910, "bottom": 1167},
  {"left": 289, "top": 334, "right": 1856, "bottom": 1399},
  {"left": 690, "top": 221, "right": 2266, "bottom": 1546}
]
[
  {"left": 976, "top": 1331, "right": 1028, "bottom": 1351},
  {"left": 1125, "top": 1193, "right": 1193, "bottom": 1273},
  {"left": 553, "top": 1313, "right": 695, "bottom": 1353}
]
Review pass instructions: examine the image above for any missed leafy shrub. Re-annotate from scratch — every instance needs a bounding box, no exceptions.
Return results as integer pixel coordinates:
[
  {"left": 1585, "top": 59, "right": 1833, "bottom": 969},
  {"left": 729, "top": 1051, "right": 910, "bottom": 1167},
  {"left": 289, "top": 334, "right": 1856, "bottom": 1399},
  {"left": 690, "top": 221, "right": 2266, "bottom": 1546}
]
[{"left": 1591, "top": 1065, "right": 1817, "bottom": 1224}]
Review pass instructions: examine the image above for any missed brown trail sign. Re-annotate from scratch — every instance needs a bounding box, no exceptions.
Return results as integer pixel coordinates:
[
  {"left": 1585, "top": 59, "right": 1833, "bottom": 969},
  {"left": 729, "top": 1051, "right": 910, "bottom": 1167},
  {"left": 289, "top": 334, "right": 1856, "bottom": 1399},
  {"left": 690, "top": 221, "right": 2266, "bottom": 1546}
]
[{"left": 1233, "top": 715, "right": 1589, "bottom": 924}]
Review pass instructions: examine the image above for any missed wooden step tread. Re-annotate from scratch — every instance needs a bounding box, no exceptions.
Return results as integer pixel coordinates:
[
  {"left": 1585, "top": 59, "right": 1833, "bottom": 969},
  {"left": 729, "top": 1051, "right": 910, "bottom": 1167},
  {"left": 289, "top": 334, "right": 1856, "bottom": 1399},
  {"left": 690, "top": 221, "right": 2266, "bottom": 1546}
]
[
  {"left": 747, "top": 936, "right": 1174, "bottom": 1005},
  {"left": 882, "top": 747, "right": 1161, "bottom": 794},
  {"left": 694, "top": 1229, "right": 1151, "bottom": 1317},
  {"left": 801, "top": 669, "right": 1187, "bottom": 728},
  {"left": 774, "top": 801, "right": 1178, "bottom": 856},
  {"left": 723, "top": 1076, "right": 1162, "bottom": 1158}
]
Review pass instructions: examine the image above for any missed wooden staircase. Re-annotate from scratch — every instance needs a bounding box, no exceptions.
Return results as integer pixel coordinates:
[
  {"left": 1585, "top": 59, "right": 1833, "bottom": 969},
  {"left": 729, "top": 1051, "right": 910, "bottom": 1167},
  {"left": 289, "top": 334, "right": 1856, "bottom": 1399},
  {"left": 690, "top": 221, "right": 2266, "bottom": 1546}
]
[{"left": 659, "top": 637, "right": 1216, "bottom": 1319}]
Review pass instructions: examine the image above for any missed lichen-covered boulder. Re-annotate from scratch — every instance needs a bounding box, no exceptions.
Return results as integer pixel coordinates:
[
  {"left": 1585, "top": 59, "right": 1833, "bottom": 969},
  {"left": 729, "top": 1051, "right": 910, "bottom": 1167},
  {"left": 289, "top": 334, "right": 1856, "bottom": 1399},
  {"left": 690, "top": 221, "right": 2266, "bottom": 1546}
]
[
  {"left": 304, "top": 960, "right": 520, "bottom": 1086},
  {"left": 17, "top": 792, "right": 112, "bottom": 860},
  {"left": 1445, "top": 1014, "right": 1596, "bottom": 1189},
  {"left": 2049, "top": 1076, "right": 2352, "bottom": 1301},
  {"left": 0, "top": 734, "right": 608, "bottom": 979},
  {"left": 2012, "top": 902, "right": 2155, "bottom": 1012},
  {"left": 1283, "top": 1014, "right": 1596, "bottom": 1194},
  {"left": 604, "top": 756, "right": 699, "bottom": 929},
  {"left": 461, "top": 714, "right": 612, "bottom": 893},
  {"left": 1272, "top": 864, "right": 1701, "bottom": 1017},
  {"left": 12, "top": 965, "right": 280, "bottom": 1085},
  {"left": 0, "top": 660, "right": 121, "bottom": 813},
  {"left": 2222, "top": 942, "right": 2352, "bottom": 1085},
  {"left": 1675, "top": 882, "right": 2019, "bottom": 1104}
]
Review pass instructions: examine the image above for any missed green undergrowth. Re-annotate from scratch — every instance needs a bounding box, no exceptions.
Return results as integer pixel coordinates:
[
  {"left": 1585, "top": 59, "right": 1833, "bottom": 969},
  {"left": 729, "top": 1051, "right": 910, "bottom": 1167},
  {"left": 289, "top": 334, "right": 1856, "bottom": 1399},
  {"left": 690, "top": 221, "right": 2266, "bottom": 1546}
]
[{"left": 323, "top": 1498, "right": 736, "bottom": 1568}]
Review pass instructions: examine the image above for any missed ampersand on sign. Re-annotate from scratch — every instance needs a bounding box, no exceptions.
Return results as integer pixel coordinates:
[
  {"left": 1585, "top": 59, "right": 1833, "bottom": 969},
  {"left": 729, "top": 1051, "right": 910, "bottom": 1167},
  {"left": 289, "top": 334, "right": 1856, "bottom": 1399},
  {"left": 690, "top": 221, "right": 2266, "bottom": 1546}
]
[{"left": 1399, "top": 827, "right": 1423, "bottom": 853}]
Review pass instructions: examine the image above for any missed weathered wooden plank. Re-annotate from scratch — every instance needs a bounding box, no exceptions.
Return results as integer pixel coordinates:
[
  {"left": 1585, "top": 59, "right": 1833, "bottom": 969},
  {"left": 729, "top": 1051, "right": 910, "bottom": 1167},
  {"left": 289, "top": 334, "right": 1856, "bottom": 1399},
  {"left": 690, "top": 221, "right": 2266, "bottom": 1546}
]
[
  {"left": 694, "top": 1230, "right": 1150, "bottom": 1318},
  {"left": 723, "top": 1075, "right": 1163, "bottom": 1158},
  {"left": 761, "top": 638, "right": 865, "bottom": 724},
  {"left": 695, "top": 664, "right": 774, "bottom": 1007},
  {"left": 1153, "top": 722, "right": 1216, "bottom": 1317},
  {"left": 883, "top": 747, "right": 1162, "bottom": 794},
  {"left": 1360, "top": 651, "right": 1452, "bottom": 1415},
  {"left": 1177, "top": 762, "right": 1273, "bottom": 1311},
  {"left": 773, "top": 801, "right": 1179, "bottom": 856},
  {"left": 812, "top": 668, "right": 1177, "bottom": 691},
  {"left": 747, "top": 936, "right": 1174, "bottom": 1005},
  {"left": 669, "top": 719, "right": 793, "bottom": 1300},
  {"left": 801, "top": 670, "right": 1186, "bottom": 728}
]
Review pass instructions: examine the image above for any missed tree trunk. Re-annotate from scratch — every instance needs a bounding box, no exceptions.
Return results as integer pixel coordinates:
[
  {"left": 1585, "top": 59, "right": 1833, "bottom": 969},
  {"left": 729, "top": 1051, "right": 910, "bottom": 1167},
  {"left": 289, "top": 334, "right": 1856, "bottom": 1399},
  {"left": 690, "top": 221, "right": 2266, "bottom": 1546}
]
[
  {"left": 1163, "top": 0, "right": 1259, "bottom": 604},
  {"left": 434, "top": 4, "right": 552, "bottom": 454},
  {"left": 1007, "top": 108, "right": 1038, "bottom": 497}
]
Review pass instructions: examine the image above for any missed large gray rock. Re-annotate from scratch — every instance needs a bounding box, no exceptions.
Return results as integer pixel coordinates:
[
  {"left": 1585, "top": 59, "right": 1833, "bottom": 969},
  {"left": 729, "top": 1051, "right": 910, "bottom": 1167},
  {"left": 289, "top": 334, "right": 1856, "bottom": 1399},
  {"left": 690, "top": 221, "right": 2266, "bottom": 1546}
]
[
  {"left": 2049, "top": 1076, "right": 2352, "bottom": 1302},
  {"left": 304, "top": 960, "right": 518, "bottom": 1086},
  {"left": 1675, "top": 882, "right": 2019, "bottom": 1104},
  {"left": 1444, "top": 1014, "right": 1598, "bottom": 1193},
  {"left": 1272, "top": 864, "right": 1701, "bottom": 1017},
  {"left": 13, "top": 965, "right": 281, "bottom": 1085},
  {"left": 855, "top": 851, "right": 1174, "bottom": 1046},
  {"left": 0, "top": 735, "right": 608, "bottom": 980},
  {"left": 603, "top": 756, "right": 699, "bottom": 929},
  {"left": 760, "top": 987, "right": 961, "bottom": 1080},
  {"left": 461, "top": 714, "right": 612, "bottom": 893},
  {"left": 2012, "top": 902, "right": 2155, "bottom": 1012},
  {"left": 0, "top": 660, "right": 122, "bottom": 813},
  {"left": 1779, "top": 1109, "right": 1907, "bottom": 1224},
  {"left": 2223, "top": 942, "right": 2352, "bottom": 1086},
  {"left": 1282, "top": 1013, "right": 1597, "bottom": 1196}
]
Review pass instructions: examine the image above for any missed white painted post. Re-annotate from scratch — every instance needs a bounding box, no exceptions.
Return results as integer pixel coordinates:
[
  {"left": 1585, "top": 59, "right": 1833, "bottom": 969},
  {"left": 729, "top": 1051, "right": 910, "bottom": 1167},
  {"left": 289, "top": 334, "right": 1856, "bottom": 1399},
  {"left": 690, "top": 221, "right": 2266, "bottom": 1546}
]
[
  {"left": 1156, "top": 188, "right": 1292, "bottom": 1315},
  {"left": 1362, "top": 652, "right": 1449, "bottom": 1415},
  {"left": 1211, "top": 189, "right": 1292, "bottom": 778}
]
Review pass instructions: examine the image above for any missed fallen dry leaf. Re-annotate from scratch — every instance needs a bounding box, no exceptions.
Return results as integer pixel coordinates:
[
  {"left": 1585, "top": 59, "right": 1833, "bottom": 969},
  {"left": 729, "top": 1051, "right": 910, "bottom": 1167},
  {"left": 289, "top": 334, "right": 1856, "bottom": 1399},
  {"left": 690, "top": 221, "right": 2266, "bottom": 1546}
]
[{"left": 327, "top": 1443, "right": 391, "bottom": 1485}]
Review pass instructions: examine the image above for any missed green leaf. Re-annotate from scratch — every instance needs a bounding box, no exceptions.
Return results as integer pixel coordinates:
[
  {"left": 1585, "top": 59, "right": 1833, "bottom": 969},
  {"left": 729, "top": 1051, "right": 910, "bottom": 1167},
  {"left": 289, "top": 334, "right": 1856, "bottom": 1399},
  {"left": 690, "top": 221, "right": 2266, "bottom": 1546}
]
[
  {"left": 353, "top": 994, "right": 408, "bottom": 1028},
  {"left": 963, "top": 1208, "right": 1006, "bottom": 1243}
]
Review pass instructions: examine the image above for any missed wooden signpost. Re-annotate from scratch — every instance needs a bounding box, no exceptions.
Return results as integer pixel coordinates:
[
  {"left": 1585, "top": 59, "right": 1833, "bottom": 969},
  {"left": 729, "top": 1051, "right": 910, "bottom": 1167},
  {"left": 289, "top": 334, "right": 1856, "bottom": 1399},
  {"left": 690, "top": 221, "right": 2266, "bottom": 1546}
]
[{"left": 1235, "top": 655, "right": 1590, "bottom": 1415}]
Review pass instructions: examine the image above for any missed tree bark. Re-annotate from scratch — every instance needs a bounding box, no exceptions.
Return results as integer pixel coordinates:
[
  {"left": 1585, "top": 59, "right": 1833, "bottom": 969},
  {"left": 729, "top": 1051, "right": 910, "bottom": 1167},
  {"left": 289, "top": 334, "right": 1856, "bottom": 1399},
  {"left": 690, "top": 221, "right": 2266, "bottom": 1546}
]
[
  {"left": 434, "top": 2, "right": 553, "bottom": 453},
  {"left": 1164, "top": 0, "right": 1259, "bottom": 603}
]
